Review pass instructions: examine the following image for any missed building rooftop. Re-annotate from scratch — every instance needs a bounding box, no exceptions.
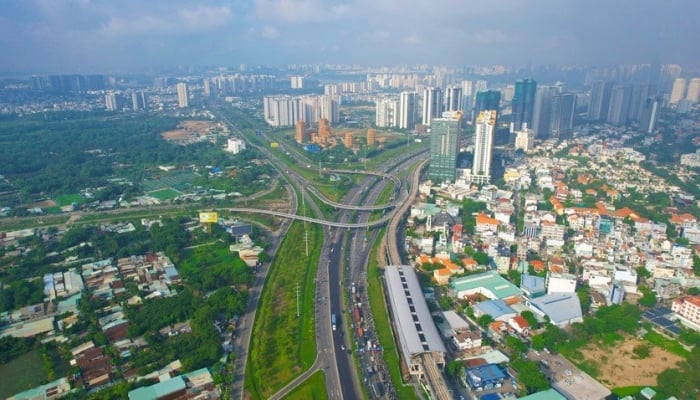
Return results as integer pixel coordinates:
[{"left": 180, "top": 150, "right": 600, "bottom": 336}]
[
  {"left": 520, "top": 274, "right": 546, "bottom": 296},
  {"left": 528, "top": 293, "right": 582, "bottom": 326},
  {"left": 474, "top": 299, "right": 516, "bottom": 320},
  {"left": 518, "top": 388, "right": 567, "bottom": 400},
  {"left": 442, "top": 310, "right": 470, "bottom": 331},
  {"left": 451, "top": 270, "right": 523, "bottom": 300},
  {"left": 128, "top": 376, "right": 186, "bottom": 400},
  {"left": 385, "top": 265, "right": 446, "bottom": 361}
]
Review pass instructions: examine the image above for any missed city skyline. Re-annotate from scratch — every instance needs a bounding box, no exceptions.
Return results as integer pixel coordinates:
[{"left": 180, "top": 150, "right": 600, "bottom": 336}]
[{"left": 1, "top": 1, "right": 699, "bottom": 73}]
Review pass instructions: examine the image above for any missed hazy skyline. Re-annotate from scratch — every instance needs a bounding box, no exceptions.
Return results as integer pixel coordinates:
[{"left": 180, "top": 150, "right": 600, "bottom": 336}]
[{"left": 1, "top": 0, "right": 698, "bottom": 73}]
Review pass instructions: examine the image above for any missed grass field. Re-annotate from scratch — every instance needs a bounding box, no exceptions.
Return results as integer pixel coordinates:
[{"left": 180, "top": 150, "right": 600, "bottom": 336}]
[
  {"left": 282, "top": 370, "right": 328, "bottom": 400},
  {"left": 643, "top": 330, "right": 690, "bottom": 357},
  {"left": 148, "top": 187, "right": 182, "bottom": 201},
  {"left": 55, "top": 193, "right": 84, "bottom": 206},
  {"left": 0, "top": 350, "right": 47, "bottom": 398},
  {"left": 142, "top": 172, "right": 198, "bottom": 192},
  {"left": 366, "top": 229, "right": 420, "bottom": 400},
  {"left": 245, "top": 220, "right": 322, "bottom": 399}
]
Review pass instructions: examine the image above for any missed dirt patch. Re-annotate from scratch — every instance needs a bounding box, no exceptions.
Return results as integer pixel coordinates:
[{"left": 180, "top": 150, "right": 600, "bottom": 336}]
[
  {"left": 161, "top": 120, "right": 220, "bottom": 143},
  {"left": 161, "top": 129, "right": 189, "bottom": 140},
  {"left": 579, "top": 337, "right": 684, "bottom": 387},
  {"left": 34, "top": 199, "right": 57, "bottom": 207}
]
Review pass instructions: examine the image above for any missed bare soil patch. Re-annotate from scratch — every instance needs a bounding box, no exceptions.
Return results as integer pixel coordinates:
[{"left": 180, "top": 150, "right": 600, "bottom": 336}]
[{"left": 579, "top": 337, "right": 684, "bottom": 387}]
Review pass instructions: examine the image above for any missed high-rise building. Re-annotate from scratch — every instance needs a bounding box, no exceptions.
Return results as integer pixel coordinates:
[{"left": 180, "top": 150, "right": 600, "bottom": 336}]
[
  {"left": 686, "top": 78, "right": 700, "bottom": 103},
  {"left": 321, "top": 95, "right": 340, "bottom": 124},
  {"left": 511, "top": 79, "right": 537, "bottom": 132},
  {"left": 398, "top": 91, "right": 417, "bottom": 130},
  {"left": 295, "top": 121, "right": 309, "bottom": 143},
  {"left": 367, "top": 128, "right": 376, "bottom": 146},
  {"left": 639, "top": 97, "right": 660, "bottom": 134},
  {"left": 291, "top": 76, "right": 304, "bottom": 89},
  {"left": 344, "top": 132, "right": 353, "bottom": 148},
  {"left": 445, "top": 86, "right": 463, "bottom": 112},
  {"left": 550, "top": 93, "right": 577, "bottom": 139},
  {"left": 670, "top": 78, "right": 687, "bottom": 105},
  {"left": 263, "top": 95, "right": 305, "bottom": 127},
  {"left": 177, "top": 83, "right": 189, "bottom": 108},
  {"left": 532, "top": 86, "right": 556, "bottom": 139},
  {"left": 105, "top": 92, "right": 119, "bottom": 111},
  {"left": 461, "top": 80, "right": 474, "bottom": 114},
  {"left": 473, "top": 90, "right": 501, "bottom": 124},
  {"left": 472, "top": 111, "right": 497, "bottom": 184},
  {"left": 607, "top": 84, "right": 633, "bottom": 126},
  {"left": 317, "top": 118, "right": 331, "bottom": 144},
  {"left": 514, "top": 126, "right": 534, "bottom": 152},
  {"left": 376, "top": 98, "right": 399, "bottom": 128},
  {"left": 422, "top": 87, "right": 442, "bottom": 126},
  {"left": 588, "top": 81, "right": 614, "bottom": 121},
  {"left": 131, "top": 90, "right": 147, "bottom": 111},
  {"left": 628, "top": 84, "right": 654, "bottom": 122},
  {"left": 428, "top": 113, "right": 462, "bottom": 183}
]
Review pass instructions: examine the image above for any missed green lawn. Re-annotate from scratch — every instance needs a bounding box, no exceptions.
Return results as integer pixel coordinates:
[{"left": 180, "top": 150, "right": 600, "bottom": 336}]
[
  {"left": 612, "top": 386, "right": 646, "bottom": 397},
  {"left": 148, "top": 187, "right": 182, "bottom": 201},
  {"left": 643, "top": 330, "right": 690, "bottom": 357},
  {"left": 282, "top": 370, "right": 328, "bottom": 400},
  {"left": 245, "top": 220, "right": 322, "bottom": 399},
  {"left": 0, "top": 350, "right": 47, "bottom": 398},
  {"left": 55, "top": 193, "right": 84, "bottom": 206}
]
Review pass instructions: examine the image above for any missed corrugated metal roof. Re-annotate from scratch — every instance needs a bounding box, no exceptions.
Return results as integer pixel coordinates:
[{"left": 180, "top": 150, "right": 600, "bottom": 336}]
[
  {"left": 451, "top": 270, "right": 523, "bottom": 299},
  {"left": 385, "top": 265, "right": 446, "bottom": 362},
  {"left": 529, "top": 293, "right": 582, "bottom": 325}
]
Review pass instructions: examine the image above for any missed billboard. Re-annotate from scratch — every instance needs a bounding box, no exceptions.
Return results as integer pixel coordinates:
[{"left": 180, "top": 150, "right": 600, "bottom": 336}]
[{"left": 199, "top": 212, "right": 219, "bottom": 223}]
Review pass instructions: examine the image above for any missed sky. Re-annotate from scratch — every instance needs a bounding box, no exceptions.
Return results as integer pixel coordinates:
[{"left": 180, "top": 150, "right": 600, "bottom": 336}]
[{"left": 0, "top": 0, "right": 698, "bottom": 73}]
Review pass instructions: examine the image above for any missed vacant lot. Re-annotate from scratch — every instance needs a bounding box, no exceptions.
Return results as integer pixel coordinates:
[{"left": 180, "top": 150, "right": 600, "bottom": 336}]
[
  {"left": 0, "top": 350, "right": 47, "bottom": 398},
  {"left": 579, "top": 337, "right": 684, "bottom": 387}
]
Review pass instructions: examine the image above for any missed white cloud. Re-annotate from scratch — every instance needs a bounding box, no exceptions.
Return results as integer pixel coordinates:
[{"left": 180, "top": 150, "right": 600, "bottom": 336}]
[
  {"left": 98, "top": 5, "right": 233, "bottom": 36},
  {"left": 261, "top": 25, "right": 280, "bottom": 39},
  {"left": 254, "top": 0, "right": 350, "bottom": 23},
  {"left": 177, "top": 6, "right": 233, "bottom": 31},
  {"left": 403, "top": 34, "right": 422, "bottom": 45}
]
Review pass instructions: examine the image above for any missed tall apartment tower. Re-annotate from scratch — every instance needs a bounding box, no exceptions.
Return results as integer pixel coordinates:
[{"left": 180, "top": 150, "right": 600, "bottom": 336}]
[
  {"left": 317, "top": 118, "right": 331, "bottom": 144},
  {"left": 177, "top": 83, "right": 189, "bottom": 108},
  {"left": 670, "top": 78, "right": 687, "bottom": 105},
  {"left": 344, "top": 132, "right": 353, "bottom": 149},
  {"left": 445, "top": 86, "right": 463, "bottom": 112},
  {"left": 376, "top": 98, "right": 399, "bottom": 128},
  {"left": 607, "top": 84, "right": 633, "bottom": 126},
  {"left": 588, "top": 81, "right": 614, "bottom": 121},
  {"left": 105, "top": 92, "right": 119, "bottom": 111},
  {"left": 472, "top": 111, "right": 497, "bottom": 184},
  {"left": 473, "top": 90, "right": 501, "bottom": 124},
  {"left": 428, "top": 113, "right": 462, "bottom": 183},
  {"left": 295, "top": 120, "right": 309, "bottom": 143},
  {"left": 131, "top": 90, "right": 147, "bottom": 111},
  {"left": 640, "top": 97, "right": 660, "bottom": 134},
  {"left": 686, "top": 78, "right": 700, "bottom": 103},
  {"left": 511, "top": 79, "right": 537, "bottom": 132},
  {"left": 532, "top": 86, "right": 557, "bottom": 139},
  {"left": 321, "top": 95, "right": 340, "bottom": 124},
  {"left": 399, "top": 91, "right": 417, "bottom": 130},
  {"left": 422, "top": 87, "right": 442, "bottom": 126},
  {"left": 551, "top": 93, "right": 577, "bottom": 139}
]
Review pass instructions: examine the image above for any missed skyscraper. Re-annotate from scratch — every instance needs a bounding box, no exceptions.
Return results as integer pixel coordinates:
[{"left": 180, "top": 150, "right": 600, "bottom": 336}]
[
  {"left": 532, "top": 86, "right": 557, "bottom": 139},
  {"left": 511, "top": 79, "right": 537, "bottom": 132},
  {"left": 588, "top": 81, "right": 614, "bottom": 121},
  {"left": 670, "top": 78, "right": 687, "bottom": 105},
  {"left": 639, "top": 97, "right": 660, "bottom": 134},
  {"left": 321, "top": 95, "right": 340, "bottom": 124},
  {"left": 472, "top": 111, "right": 497, "bottom": 184},
  {"left": 295, "top": 121, "right": 309, "bottom": 143},
  {"left": 376, "top": 98, "right": 399, "bottom": 128},
  {"left": 550, "top": 93, "right": 577, "bottom": 139},
  {"left": 473, "top": 90, "right": 501, "bottom": 124},
  {"left": 399, "top": 91, "right": 417, "bottom": 130},
  {"left": 131, "top": 90, "right": 147, "bottom": 111},
  {"left": 686, "top": 78, "right": 700, "bottom": 103},
  {"left": 428, "top": 113, "right": 462, "bottom": 183},
  {"left": 177, "top": 83, "right": 189, "bottom": 108},
  {"left": 607, "top": 84, "right": 633, "bottom": 126},
  {"left": 105, "top": 92, "right": 119, "bottom": 111},
  {"left": 422, "top": 87, "right": 442, "bottom": 126},
  {"left": 445, "top": 86, "right": 463, "bottom": 112}
]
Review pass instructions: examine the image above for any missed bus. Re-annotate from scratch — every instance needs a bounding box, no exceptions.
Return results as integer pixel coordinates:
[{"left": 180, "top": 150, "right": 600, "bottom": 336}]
[{"left": 331, "top": 313, "right": 337, "bottom": 331}]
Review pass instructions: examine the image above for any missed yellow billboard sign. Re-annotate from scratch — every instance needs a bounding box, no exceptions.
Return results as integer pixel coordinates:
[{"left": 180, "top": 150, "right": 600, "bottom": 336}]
[{"left": 199, "top": 212, "right": 219, "bottom": 223}]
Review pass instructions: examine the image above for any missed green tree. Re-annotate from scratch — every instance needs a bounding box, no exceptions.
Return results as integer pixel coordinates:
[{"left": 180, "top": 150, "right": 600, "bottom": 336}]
[
  {"left": 520, "top": 311, "right": 538, "bottom": 327},
  {"left": 638, "top": 286, "right": 657, "bottom": 308}
]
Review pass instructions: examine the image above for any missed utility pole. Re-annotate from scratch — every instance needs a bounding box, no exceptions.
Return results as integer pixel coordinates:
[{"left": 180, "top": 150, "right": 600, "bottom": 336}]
[{"left": 296, "top": 282, "right": 300, "bottom": 317}]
